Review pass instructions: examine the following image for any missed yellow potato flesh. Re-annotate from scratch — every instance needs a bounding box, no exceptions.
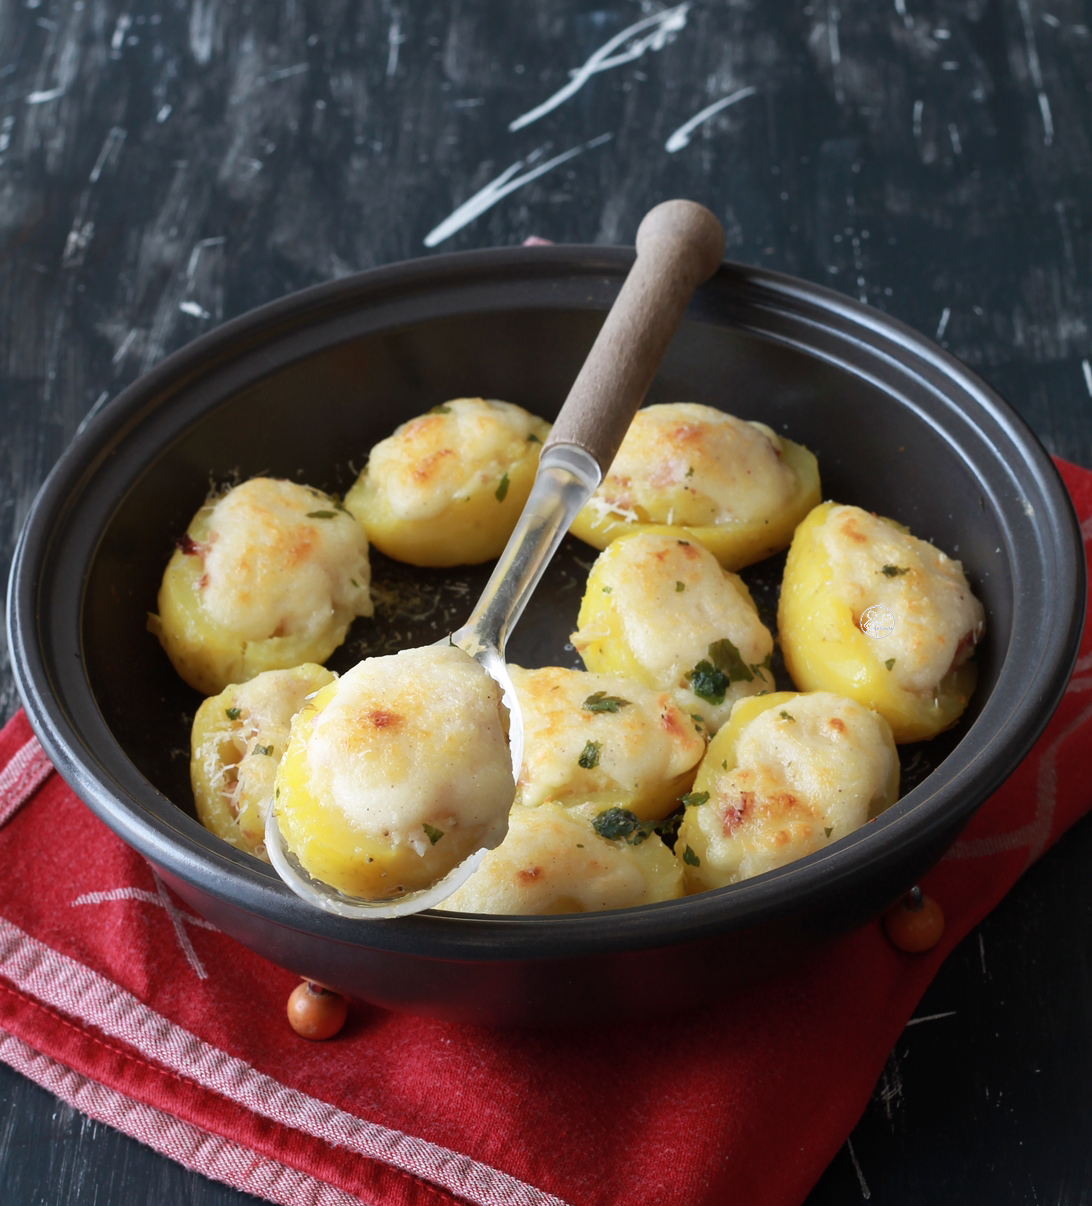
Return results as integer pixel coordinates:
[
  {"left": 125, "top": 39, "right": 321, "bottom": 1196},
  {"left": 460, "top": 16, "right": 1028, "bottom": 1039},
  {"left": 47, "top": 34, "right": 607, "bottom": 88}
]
[
  {"left": 777, "top": 503, "right": 978, "bottom": 743},
  {"left": 676, "top": 692, "right": 900, "bottom": 893},
  {"left": 344, "top": 400, "right": 552, "bottom": 567},
  {"left": 190, "top": 663, "right": 335, "bottom": 858},
  {"left": 150, "top": 493, "right": 369, "bottom": 696},
  {"left": 569, "top": 437, "right": 821, "bottom": 570}
]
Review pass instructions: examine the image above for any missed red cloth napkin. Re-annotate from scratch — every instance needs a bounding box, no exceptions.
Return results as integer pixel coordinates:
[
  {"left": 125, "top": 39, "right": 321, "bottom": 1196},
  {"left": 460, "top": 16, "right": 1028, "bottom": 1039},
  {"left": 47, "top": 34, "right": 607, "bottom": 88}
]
[{"left": 1, "top": 458, "right": 1090, "bottom": 1206}]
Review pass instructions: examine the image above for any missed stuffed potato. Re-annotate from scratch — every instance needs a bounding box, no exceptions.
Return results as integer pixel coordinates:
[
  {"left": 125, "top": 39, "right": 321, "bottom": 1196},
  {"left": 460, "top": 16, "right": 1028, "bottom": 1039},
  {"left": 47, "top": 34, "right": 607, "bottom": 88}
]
[
  {"left": 273, "top": 645, "right": 514, "bottom": 900},
  {"left": 191, "top": 663, "right": 336, "bottom": 859},
  {"left": 778, "top": 502, "right": 985, "bottom": 742},
  {"left": 675, "top": 691, "right": 899, "bottom": 892},
  {"left": 436, "top": 801, "right": 683, "bottom": 915},
  {"left": 344, "top": 397, "right": 552, "bottom": 566},
  {"left": 571, "top": 531, "right": 775, "bottom": 732},
  {"left": 510, "top": 664, "right": 706, "bottom": 821},
  {"left": 569, "top": 403, "right": 820, "bottom": 569},
  {"left": 150, "top": 477, "right": 373, "bottom": 695}
]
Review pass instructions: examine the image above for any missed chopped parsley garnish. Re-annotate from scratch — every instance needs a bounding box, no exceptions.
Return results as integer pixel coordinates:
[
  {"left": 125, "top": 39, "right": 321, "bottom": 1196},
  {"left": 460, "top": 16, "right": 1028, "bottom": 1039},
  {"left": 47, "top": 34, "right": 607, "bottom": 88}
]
[
  {"left": 591, "top": 806, "right": 666, "bottom": 847},
  {"left": 592, "top": 807, "right": 643, "bottom": 842},
  {"left": 225, "top": 707, "right": 241, "bottom": 720},
  {"left": 881, "top": 564, "right": 910, "bottom": 577},
  {"left": 779, "top": 711, "right": 794, "bottom": 722},
  {"left": 687, "top": 637, "right": 754, "bottom": 705},
  {"left": 677, "top": 540, "right": 690, "bottom": 547},
  {"left": 495, "top": 473, "right": 510, "bottom": 502},
  {"left": 689, "top": 713, "right": 705, "bottom": 731},
  {"left": 885, "top": 658, "right": 896, "bottom": 671},
  {"left": 682, "top": 845, "right": 701, "bottom": 867},
  {"left": 578, "top": 740, "right": 602, "bottom": 769},
  {"left": 422, "top": 823, "right": 444, "bottom": 845},
  {"left": 681, "top": 790, "right": 709, "bottom": 809},
  {"left": 306, "top": 510, "right": 337, "bottom": 519},
  {"left": 253, "top": 744, "right": 274, "bottom": 757},
  {"left": 721, "top": 760, "right": 728, "bottom": 770},
  {"left": 583, "top": 691, "right": 631, "bottom": 713},
  {"left": 685, "top": 466, "right": 695, "bottom": 478},
  {"left": 429, "top": 403, "right": 452, "bottom": 414},
  {"left": 602, "top": 585, "right": 612, "bottom": 594},
  {"left": 527, "top": 432, "right": 541, "bottom": 443},
  {"left": 676, "top": 581, "right": 685, "bottom": 592},
  {"left": 824, "top": 826, "right": 833, "bottom": 838}
]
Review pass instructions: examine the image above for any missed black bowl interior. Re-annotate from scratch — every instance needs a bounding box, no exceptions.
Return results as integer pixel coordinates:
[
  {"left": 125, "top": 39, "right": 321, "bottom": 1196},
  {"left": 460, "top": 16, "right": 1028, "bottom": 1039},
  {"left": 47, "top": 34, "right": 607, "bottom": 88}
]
[
  {"left": 86, "top": 305, "right": 1009, "bottom": 814},
  {"left": 10, "top": 248, "right": 1084, "bottom": 1023}
]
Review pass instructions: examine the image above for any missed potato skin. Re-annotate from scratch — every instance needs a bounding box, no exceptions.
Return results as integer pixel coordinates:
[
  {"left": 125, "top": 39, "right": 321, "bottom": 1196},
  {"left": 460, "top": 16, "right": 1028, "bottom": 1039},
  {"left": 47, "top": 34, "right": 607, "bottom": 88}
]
[
  {"left": 191, "top": 663, "right": 335, "bottom": 859},
  {"left": 676, "top": 691, "right": 900, "bottom": 893},
  {"left": 150, "top": 479, "right": 373, "bottom": 695},
  {"left": 344, "top": 398, "right": 552, "bottom": 567},
  {"left": 777, "top": 502, "right": 981, "bottom": 743},
  {"left": 572, "top": 531, "right": 775, "bottom": 732},
  {"left": 569, "top": 408, "right": 820, "bottom": 570},
  {"left": 436, "top": 801, "right": 683, "bottom": 915}
]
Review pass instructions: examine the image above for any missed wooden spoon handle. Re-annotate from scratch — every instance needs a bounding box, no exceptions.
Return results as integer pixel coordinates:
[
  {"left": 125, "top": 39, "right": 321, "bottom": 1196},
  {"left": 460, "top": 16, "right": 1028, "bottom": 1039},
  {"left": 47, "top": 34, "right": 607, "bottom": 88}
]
[{"left": 542, "top": 199, "right": 726, "bottom": 473}]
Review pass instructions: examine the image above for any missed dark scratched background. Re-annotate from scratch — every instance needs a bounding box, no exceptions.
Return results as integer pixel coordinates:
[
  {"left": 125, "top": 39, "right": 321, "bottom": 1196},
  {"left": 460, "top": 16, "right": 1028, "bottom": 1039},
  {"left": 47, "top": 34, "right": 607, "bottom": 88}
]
[{"left": 2, "top": 0, "right": 1092, "bottom": 1201}]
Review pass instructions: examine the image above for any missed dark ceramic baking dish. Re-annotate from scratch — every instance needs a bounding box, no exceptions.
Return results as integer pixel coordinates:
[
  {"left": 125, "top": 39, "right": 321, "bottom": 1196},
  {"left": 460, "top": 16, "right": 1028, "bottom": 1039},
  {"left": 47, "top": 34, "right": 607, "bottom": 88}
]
[{"left": 7, "top": 247, "right": 1086, "bottom": 1026}]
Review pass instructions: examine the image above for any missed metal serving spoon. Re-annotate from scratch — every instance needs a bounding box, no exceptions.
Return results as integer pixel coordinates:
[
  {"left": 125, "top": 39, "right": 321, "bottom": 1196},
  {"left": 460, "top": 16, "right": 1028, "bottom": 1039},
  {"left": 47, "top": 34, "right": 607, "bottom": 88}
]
[{"left": 265, "top": 199, "right": 726, "bottom": 918}]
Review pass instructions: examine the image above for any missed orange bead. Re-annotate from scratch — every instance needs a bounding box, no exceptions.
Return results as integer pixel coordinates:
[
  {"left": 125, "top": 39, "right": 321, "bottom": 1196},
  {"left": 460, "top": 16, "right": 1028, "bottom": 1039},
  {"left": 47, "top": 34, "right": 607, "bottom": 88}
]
[
  {"left": 287, "top": 981, "right": 349, "bottom": 1040},
  {"left": 883, "top": 891, "right": 945, "bottom": 953}
]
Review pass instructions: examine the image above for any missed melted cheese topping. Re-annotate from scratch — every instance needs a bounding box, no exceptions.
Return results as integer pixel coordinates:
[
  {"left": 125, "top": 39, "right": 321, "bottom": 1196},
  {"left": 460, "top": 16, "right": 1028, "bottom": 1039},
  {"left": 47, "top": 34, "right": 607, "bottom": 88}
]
[
  {"left": 200, "top": 478, "right": 373, "bottom": 641},
  {"left": 437, "top": 802, "right": 683, "bottom": 914},
  {"left": 684, "top": 693, "right": 895, "bottom": 884},
  {"left": 301, "top": 645, "right": 513, "bottom": 848},
  {"left": 365, "top": 398, "right": 547, "bottom": 521},
  {"left": 191, "top": 664, "right": 335, "bottom": 857},
  {"left": 590, "top": 403, "right": 798, "bottom": 527},
  {"left": 571, "top": 532, "right": 774, "bottom": 730},
  {"left": 818, "top": 504, "right": 985, "bottom": 693},
  {"left": 510, "top": 665, "right": 706, "bottom": 816}
]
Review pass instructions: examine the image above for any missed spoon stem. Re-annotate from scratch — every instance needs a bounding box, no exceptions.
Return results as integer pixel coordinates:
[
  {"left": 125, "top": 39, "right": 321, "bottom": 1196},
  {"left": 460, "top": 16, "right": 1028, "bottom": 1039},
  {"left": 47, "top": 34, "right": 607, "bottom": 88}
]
[{"left": 453, "top": 444, "right": 601, "bottom": 656}]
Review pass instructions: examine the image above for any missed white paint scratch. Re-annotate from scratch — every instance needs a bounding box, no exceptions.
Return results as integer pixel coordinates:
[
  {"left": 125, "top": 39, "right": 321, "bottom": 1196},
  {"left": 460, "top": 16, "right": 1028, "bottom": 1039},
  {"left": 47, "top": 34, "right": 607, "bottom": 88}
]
[
  {"left": 179, "top": 300, "right": 210, "bottom": 319},
  {"left": 936, "top": 306, "right": 950, "bottom": 339},
  {"left": 156, "top": 103, "right": 172, "bottom": 123},
  {"left": 905, "top": 1009, "right": 957, "bottom": 1026},
  {"left": 75, "top": 391, "right": 111, "bottom": 437},
  {"left": 846, "top": 1137, "right": 871, "bottom": 1200},
  {"left": 948, "top": 122, "right": 961, "bottom": 155},
  {"left": 423, "top": 135, "right": 611, "bottom": 247},
  {"left": 913, "top": 98, "right": 923, "bottom": 137},
  {"left": 89, "top": 126, "right": 126, "bottom": 183},
  {"left": 25, "top": 87, "right": 65, "bottom": 105},
  {"left": 1038, "top": 92, "right": 1054, "bottom": 145},
  {"left": 665, "top": 86, "right": 756, "bottom": 152},
  {"left": 1018, "top": 0, "right": 1054, "bottom": 145},
  {"left": 110, "top": 13, "right": 132, "bottom": 53},
  {"left": 978, "top": 931, "right": 988, "bottom": 975},
  {"left": 387, "top": 19, "right": 405, "bottom": 78},
  {"left": 0, "top": 115, "right": 14, "bottom": 153},
  {"left": 263, "top": 63, "right": 308, "bottom": 83},
  {"left": 509, "top": 4, "right": 689, "bottom": 132},
  {"left": 1082, "top": 359, "right": 1092, "bottom": 396},
  {"left": 111, "top": 329, "right": 137, "bottom": 366}
]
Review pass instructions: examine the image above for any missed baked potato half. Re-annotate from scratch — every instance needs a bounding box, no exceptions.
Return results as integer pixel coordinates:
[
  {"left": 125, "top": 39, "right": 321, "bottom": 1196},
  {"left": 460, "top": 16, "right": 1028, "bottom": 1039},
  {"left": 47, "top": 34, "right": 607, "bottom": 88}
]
[
  {"left": 437, "top": 801, "right": 683, "bottom": 915},
  {"left": 191, "top": 663, "right": 336, "bottom": 859},
  {"left": 344, "top": 397, "right": 552, "bottom": 567},
  {"left": 150, "top": 477, "right": 373, "bottom": 695},
  {"left": 675, "top": 691, "right": 899, "bottom": 893},
  {"left": 777, "top": 502, "right": 985, "bottom": 743},
  {"left": 571, "top": 531, "right": 775, "bottom": 732},
  {"left": 510, "top": 664, "right": 706, "bottom": 821},
  {"left": 569, "top": 403, "right": 820, "bottom": 570},
  {"left": 273, "top": 645, "right": 514, "bottom": 900}
]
